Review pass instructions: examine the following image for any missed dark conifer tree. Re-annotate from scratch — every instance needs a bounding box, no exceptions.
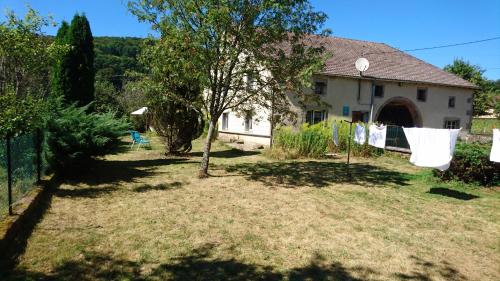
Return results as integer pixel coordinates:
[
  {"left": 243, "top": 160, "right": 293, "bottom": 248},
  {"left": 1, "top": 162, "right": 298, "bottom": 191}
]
[
  {"left": 67, "top": 14, "right": 95, "bottom": 106},
  {"left": 51, "top": 21, "right": 70, "bottom": 99},
  {"left": 52, "top": 14, "right": 95, "bottom": 106}
]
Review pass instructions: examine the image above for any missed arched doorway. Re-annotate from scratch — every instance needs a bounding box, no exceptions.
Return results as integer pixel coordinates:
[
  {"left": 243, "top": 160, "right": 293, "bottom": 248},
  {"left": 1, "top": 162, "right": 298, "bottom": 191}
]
[{"left": 375, "top": 97, "right": 422, "bottom": 127}]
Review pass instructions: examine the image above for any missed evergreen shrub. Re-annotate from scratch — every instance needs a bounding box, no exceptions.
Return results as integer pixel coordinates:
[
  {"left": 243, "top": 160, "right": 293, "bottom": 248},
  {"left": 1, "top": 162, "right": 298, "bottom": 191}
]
[
  {"left": 434, "top": 142, "right": 499, "bottom": 186},
  {"left": 46, "top": 104, "right": 129, "bottom": 174}
]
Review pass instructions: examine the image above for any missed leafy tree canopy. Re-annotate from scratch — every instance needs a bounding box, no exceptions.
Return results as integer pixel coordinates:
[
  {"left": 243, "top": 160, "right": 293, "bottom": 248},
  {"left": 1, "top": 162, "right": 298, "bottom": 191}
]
[
  {"left": 444, "top": 59, "right": 500, "bottom": 116},
  {"left": 139, "top": 37, "right": 205, "bottom": 154},
  {"left": 129, "top": 0, "right": 330, "bottom": 177},
  {"left": 0, "top": 7, "right": 64, "bottom": 137}
]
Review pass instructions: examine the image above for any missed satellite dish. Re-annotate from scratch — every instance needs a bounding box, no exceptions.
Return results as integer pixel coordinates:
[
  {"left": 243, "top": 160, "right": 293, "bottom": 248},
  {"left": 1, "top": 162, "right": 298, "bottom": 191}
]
[{"left": 355, "top": 57, "right": 370, "bottom": 72}]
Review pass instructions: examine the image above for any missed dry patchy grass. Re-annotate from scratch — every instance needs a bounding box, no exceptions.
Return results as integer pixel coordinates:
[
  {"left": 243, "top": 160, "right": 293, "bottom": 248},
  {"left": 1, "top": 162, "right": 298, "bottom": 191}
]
[{"left": 3, "top": 137, "right": 499, "bottom": 281}]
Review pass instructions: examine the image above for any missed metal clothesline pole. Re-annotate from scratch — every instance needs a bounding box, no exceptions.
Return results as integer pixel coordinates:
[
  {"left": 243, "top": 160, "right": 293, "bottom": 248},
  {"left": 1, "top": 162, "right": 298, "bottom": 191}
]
[{"left": 342, "top": 120, "right": 354, "bottom": 180}]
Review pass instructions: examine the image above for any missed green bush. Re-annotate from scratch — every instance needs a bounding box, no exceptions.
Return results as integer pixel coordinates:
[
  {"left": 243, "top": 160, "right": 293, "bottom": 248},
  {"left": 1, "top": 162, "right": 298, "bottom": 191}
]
[
  {"left": 0, "top": 92, "right": 48, "bottom": 139},
  {"left": 270, "top": 121, "right": 383, "bottom": 159},
  {"left": 46, "top": 104, "right": 129, "bottom": 174},
  {"left": 434, "top": 142, "right": 500, "bottom": 186}
]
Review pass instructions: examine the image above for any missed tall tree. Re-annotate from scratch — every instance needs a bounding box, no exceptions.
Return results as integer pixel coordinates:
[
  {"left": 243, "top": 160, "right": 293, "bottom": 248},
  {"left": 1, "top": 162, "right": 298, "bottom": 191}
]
[
  {"left": 52, "top": 14, "right": 95, "bottom": 106},
  {"left": 51, "top": 21, "right": 70, "bottom": 99},
  {"left": 140, "top": 36, "right": 205, "bottom": 154},
  {"left": 0, "top": 8, "right": 63, "bottom": 137},
  {"left": 129, "top": 0, "right": 329, "bottom": 177},
  {"left": 444, "top": 59, "right": 495, "bottom": 116}
]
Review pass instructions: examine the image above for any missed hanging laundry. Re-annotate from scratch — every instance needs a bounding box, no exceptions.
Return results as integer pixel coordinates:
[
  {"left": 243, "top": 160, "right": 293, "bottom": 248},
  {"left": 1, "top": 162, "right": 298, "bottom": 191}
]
[
  {"left": 332, "top": 122, "right": 339, "bottom": 146},
  {"left": 368, "top": 124, "right": 387, "bottom": 149},
  {"left": 354, "top": 123, "right": 366, "bottom": 144},
  {"left": 490, "top": 129, "right": 500, "bottom": 163},
  {"left": 403, "top": 127, "right": 461, "bottom": 171}
]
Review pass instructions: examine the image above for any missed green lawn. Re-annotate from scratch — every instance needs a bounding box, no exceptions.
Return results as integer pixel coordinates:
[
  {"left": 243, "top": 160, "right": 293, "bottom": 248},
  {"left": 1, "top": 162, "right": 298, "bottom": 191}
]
[
  {"left": 3, "top": 137, "right": 499, "bottom": 281},
  {"left": 471, "top": 118, "right": 499, "bottom": 135}
]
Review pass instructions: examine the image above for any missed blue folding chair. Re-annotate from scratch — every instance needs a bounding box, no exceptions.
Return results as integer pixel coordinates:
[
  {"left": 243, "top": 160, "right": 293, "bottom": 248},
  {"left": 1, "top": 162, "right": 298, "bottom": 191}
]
[{"left": 129, "top": 130, "right": 150, "bottom": 149}]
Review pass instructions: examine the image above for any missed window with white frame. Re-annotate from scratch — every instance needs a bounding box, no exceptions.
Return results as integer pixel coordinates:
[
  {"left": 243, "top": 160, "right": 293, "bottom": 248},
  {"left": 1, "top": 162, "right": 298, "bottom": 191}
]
[
  {"left": 306, "top": 110, "right": 328, "bottom": 125},
  {"left": 246, "top": 73, "right": 255, "bottom": 91},
  {"left": 444, "top": 118, "right": 460, "bottom": 129},
  {"left": 244, "top": 113, "right": 253, "bottom": 131},
  {"left": 448, "top": 96, "right": 456, "bottom": 108},
  {"left": 222, "top": 113, "right": 229, "bottom": 130},
  {"left": 314, "top": 81, "right": 327, "bottom": 95}
]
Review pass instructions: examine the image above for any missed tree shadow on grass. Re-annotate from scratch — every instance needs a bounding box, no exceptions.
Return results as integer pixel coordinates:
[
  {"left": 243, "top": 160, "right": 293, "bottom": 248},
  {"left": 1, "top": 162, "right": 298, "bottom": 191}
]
[
  {"left": 133, "top": 181, "right": 184, "bottom": 193},
  {"left": 0, "top": 178, "right": 60, "bottom": 276},
  {"left": 288, "top": 253, "right": 379, "bottom": 281},
  {"left": 150, "top": 244, "right": 283, "bottom": 281},
  {"left": 393, "top": 255, "right": 468, "bottom": 281},
  {"left": 5, "top": 251, "right": 144, "bottom": 281},
  {"left": 189, "top": 148, "right": 260, "bottom": 159},
  {"left": 427, "top": 187, "right": 479, "bottom": 201},
  {"left": 223, "top": 161, "right": 411, "bottom": 188},
  {"left": 64, "top": 158, "right": 193, "bottom": 186},
  {"left": 54, "top": 185, "right": 119, "bottom": 198},
  {"left": 6, "top": 246, "right": 381, "bottom": 281},
  {"left": 5, "top": 245, "right": 470, "bottom": 281}
]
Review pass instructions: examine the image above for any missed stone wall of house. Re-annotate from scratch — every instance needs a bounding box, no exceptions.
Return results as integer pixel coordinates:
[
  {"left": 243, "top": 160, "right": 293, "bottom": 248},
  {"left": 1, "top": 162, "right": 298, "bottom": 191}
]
[{"left": 290, "top": 76, "right": 474, "bottom": 130}]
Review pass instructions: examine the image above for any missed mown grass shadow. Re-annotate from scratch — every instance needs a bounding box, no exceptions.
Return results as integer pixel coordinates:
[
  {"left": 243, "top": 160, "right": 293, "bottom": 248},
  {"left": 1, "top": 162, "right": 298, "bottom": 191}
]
[
  {"left": 0, "top": 178, "right": 60, "bottom": 276},
  {"left": 5, "top": 246, "right": 374, "bottom": 281},
  {"left": 189, "top": 148, "right": 260, "bottom": 159},
  {"left": 133, "top": 182, "right": 184, "bottom": 193},
  {"left": 64, "top": 158, "right": 193, "bottom": 186},
  {"left": 427, "top": 187, "right": 479, "bottom": 201},
  {"left": 109, "top": 140, "right": 135, "bottom": 155},
  {"left": 6, "top": 246, "right": 469, "bottom": 281},
  {"left": 55, "top": 185, "right": 118, "bottom": 198},
  {"left": 393, "top": 255, "right": 468, "bottom": 281},
  {"left": 224, "top": 161, "right": 411, "bottom": 188}
]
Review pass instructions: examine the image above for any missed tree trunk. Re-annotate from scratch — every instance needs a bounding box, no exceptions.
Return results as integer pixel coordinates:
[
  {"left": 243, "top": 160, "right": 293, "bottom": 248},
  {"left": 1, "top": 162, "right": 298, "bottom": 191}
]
[
  {"left": 199, "top": 119, "right": 217, "bottom": 178},
  {"left": 270, "top": 90, "right": 275, "bottom": 148}
]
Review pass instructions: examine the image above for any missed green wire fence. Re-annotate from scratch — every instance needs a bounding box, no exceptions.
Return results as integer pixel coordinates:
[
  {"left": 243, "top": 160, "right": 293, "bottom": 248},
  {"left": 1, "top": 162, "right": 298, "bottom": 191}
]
[{"left": 0, "top": 130, "right": 47, "bottom": 218}]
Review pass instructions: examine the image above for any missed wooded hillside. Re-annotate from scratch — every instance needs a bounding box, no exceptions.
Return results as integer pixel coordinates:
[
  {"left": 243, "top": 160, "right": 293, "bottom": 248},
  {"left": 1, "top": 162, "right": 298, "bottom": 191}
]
[{"left": 94, "top": 36, "right": 144, "bottom": 90}]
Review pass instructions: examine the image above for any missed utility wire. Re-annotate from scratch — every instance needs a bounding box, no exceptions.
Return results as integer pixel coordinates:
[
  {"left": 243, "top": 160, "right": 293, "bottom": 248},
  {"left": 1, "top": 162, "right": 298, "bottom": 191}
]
[{"left": 365, "top": 36, "right": 500, "bottom": 55}]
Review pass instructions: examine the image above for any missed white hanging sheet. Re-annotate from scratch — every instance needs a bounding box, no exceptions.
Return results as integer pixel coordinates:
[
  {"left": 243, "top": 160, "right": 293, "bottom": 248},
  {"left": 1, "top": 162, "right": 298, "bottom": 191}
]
[
  {"left": 354, "top": 124, "right": 366, "bottom": 145},
  {"left": 368, "top": 124, "right": 387, "bottom": 149},
  {"left": 403, "top": 127, "right": 461, "bottom": 171},
  {"left": 332, "top": 122, "right": 339, "bottom": 146},
  {"left": 490, "top": 129, "right": 500, "bottom": 163}
]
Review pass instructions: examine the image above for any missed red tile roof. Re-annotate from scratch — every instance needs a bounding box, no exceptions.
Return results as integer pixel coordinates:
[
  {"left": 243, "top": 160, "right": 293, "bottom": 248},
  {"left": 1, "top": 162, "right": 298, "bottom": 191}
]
[{"left": 307, "top": 35, "right": 477, "bottom": 89}]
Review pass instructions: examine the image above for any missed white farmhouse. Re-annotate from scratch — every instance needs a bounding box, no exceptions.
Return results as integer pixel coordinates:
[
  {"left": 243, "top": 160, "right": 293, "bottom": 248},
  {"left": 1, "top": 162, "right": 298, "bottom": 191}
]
[{"left": 218, "top": 36, "right": 477, "bottom": 147}]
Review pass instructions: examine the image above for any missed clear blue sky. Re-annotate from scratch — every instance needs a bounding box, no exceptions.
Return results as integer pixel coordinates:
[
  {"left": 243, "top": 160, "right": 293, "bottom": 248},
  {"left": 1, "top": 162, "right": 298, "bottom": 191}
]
[{"left": 2, "top": 0, "right": 500, "bottom": 79}]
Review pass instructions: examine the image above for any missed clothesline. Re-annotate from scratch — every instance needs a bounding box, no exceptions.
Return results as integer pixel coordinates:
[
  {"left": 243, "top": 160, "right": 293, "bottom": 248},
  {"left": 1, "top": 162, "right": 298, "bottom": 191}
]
[{"left": 332, "top": 121, "right": 500, "bottom": 170}]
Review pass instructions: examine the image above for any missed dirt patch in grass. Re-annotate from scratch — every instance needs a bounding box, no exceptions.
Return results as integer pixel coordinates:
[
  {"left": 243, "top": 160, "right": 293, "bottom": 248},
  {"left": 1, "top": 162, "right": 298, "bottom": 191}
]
[{"left": 3, "top": 138, "right": 499, "bottom": 280}]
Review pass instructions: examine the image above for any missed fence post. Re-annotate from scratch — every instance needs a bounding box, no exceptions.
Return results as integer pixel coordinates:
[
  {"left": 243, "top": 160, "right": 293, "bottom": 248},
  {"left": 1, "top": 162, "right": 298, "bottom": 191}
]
[
  {"left": 6, "top": 136, "right": 13, "bottom": 215},
  {"left": 36, "top": 129, "right": 42, "bottom": 184}
]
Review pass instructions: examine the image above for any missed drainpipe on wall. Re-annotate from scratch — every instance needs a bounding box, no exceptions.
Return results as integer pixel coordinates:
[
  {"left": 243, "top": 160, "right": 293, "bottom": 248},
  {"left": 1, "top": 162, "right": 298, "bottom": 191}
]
[
  {"left": 357, "top": 72, "right": 362, "bottom": 103},
  {"left": 369, "top": 80, "right": 375, "bottom": 123},
  {"left": 357, "top": 72, "right": 371, "bottom": 106},
  {"left": 467, "top": 92, "right": 475, "bottom": 132}
]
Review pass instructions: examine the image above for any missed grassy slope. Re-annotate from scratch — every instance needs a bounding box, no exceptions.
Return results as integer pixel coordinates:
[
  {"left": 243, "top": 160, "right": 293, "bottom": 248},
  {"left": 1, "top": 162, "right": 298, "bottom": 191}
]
[
  {"left": 6, "top": 137, "right": 500, "bottom": 281},
  {"left": 471, "top": 118, "right": 499, "bottom": 135}
]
